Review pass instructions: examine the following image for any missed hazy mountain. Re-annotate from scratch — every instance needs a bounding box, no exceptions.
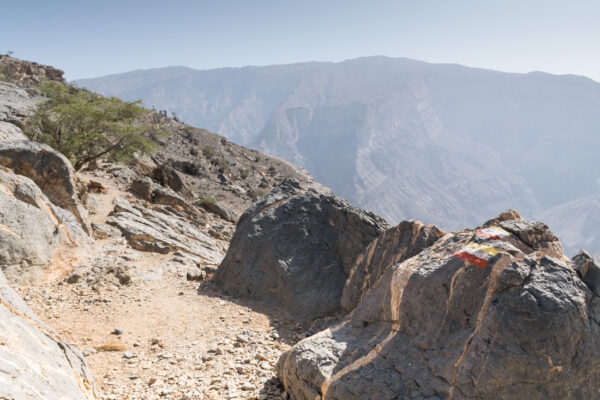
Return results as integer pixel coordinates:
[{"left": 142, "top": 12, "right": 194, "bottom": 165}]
[{"left": 76, "top": 56, "right": 600, "bottom": 256}]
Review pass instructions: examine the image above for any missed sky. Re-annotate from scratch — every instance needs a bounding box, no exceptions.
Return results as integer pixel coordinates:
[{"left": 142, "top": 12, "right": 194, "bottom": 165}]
[{"left": 2, "top": 0, "right": 600, "bottom": 81}]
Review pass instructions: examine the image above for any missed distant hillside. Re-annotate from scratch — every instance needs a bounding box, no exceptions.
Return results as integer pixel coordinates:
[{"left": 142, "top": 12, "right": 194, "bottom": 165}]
[{"left": 76, "top": 56, "right": 600, "bottom": 256}]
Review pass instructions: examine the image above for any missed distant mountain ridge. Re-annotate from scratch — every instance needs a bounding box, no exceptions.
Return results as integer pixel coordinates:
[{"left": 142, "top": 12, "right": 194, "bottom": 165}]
[{"left": 75, "top": 56, "right": 600, "bottom": 256}]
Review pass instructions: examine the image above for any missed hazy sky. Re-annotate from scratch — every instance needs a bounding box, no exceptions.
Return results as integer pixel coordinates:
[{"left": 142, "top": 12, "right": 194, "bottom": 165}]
[{"left": 3, "top": 0, "right": 600, "bottom": 81}]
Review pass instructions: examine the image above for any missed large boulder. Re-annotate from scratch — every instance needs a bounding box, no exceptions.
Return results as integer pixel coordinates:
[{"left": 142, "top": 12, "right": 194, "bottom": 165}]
[
  {"left": 0, "top": 55, "right": 65, "bottom": 86},
  {"left": 214, "top": 179, "right": 389, "bottom": 320},
  {"left": 277, "top": 213, "right": 600, "bottom": 399},
  {"left": 0, "top": 167, "right": 87, "bottom": 283},
  {"left": 341, "top": 220, "right": 445, "bottom": 311},
  {"left": 0, "top": 140, "right": 89, "bottom": 232},
  {"left": 0, "top": 270, "right": 97, "bottom": 399}
]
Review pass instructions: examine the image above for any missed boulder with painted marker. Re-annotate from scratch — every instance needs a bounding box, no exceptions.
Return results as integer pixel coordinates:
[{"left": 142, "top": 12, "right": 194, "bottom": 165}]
[{"left": 278, "top": 212, "right": 600, "bottom": 399}]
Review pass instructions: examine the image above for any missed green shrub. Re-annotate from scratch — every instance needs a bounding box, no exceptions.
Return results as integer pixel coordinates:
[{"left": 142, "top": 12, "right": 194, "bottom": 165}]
[
  {"left": 202, "top": 146, "right": 215, "bottom": 159},
  {"left": 25, "top": 81, "right": 162, "bottom": 170}
]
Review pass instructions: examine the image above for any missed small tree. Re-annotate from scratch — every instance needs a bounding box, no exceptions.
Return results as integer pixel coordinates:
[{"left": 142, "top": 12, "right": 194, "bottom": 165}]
[{"left": 26, "top": 82, "right": 162, "bottom": 170}]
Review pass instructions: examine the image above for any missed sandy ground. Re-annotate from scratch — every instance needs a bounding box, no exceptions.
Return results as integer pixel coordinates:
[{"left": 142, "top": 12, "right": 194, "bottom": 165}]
[{"left": 21, "top": 271, "right": 300, "bottom": 400}]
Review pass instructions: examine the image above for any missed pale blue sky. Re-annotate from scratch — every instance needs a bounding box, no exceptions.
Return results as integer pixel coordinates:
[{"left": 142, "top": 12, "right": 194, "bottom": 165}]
[{"left": 3, "top": 0, "right": 600, "bottom": 81}]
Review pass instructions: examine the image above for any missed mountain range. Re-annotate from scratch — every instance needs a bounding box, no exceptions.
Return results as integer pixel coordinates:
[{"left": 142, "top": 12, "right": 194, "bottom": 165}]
[{"left": 75, "top": 56, "right": 600, "bottom": 256}]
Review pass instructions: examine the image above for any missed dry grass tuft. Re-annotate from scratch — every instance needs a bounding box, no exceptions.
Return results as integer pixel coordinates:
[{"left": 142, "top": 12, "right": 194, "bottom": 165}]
[{"left": 94, "top": 340, "right": 127, "bottom": 352}]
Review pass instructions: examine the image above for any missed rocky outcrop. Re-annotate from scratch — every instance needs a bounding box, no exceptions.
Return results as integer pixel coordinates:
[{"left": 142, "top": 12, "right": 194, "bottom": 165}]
[
  {"left": 153, "top": 160, "right": 190, "bottom": 194},
  {"left": 0, "top": 81, "right": 40, "bottom": 126},
  {"left": 0, "top": 167, "right": 87, "bottom": 283},
  {"left": 130, "top": 176, "right": 197, "bottom": 216},
  {"left": 107, "top": 197, "right": 224, "bottom": 265},
  {"left": 0, "top": 54, "right": 65, "bottom": 86},
  {"left": 215, "top": 179, "right": 389, "bottom": 320},
  {"left": 277, "top": 212, "right": 600, "bottom": 399},
  {"left": 341, "top": 220, "right": 445, "bottom": 311},
  {"left": 0, "top": 140, "right": 89, "bottom": 232},
  {"left": 0, "top": 270, "right": 96, "bottom": 399}
]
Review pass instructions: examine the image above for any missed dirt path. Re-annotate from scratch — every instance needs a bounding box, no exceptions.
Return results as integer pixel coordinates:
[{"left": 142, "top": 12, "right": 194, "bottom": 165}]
[
  {"left": 21, "top": 269, "right": 299, "bottom": 400},
  {"left": 16, "top": 168, "right": 306, "bottom": 400}
]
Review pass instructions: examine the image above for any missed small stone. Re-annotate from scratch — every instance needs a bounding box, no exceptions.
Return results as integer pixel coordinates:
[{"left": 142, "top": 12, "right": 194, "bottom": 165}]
[
  {"left": 83, "top": 348, "right": 97, "bottom": 357},
  {"left": 259, "top": 361, "right": 271, "bottom": 370},
  {"left": 123, "top": 351, "right": 136, "bottom": 359},
  {"left": 112, "top": 328, "right": 123, "bottom": 335},
  {"left": 236, "top": 334, "right": 249, "bottom": 344},
  {"left": 241, "top": 382, "right": 256, "bottom": 391}
]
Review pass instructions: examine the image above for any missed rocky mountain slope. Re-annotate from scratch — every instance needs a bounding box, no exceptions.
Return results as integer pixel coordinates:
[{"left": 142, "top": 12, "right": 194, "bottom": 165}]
[
  {"left": 76, "top": 56, "right": 600, "bottom": 256},
  {"left": 0, "top": 56, "right": 323, "bottom": 399},
  {"left": 4, "top": 55, "right": 600, "bottom": 399}
]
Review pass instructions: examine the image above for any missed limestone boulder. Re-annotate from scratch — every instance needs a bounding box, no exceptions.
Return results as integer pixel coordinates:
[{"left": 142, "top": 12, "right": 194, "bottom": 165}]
[
  {"left": 0, "top": 140, "right": 89, "bottom": 232},
  {"left": 0, "top": 270, "right": 97, "bottom": 399},
  {"left": 0, "top": 167, "right": 87, "bottom": 283},
  {"left": 278, "top": 213, "right": 600, "bottom": 399},
  {"left": 107, "top": 197, "right": 223, "bottom": 265}
]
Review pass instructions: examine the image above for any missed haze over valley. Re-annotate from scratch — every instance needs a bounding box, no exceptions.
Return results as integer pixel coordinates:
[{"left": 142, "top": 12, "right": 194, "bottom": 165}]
[{"left": 77, "top": 56, "right": 600, "bottom": 256}]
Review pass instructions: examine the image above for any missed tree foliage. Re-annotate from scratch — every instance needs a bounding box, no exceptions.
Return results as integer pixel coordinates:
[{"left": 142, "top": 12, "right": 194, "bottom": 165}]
[{"left": 26, "top": 81, "right": 163, "bottom": 170}]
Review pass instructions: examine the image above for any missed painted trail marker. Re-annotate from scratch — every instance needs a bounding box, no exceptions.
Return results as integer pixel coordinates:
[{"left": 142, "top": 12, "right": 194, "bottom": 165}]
[
  {"left": 475, "top": 226, "right": 510, "bottom": 240},
  {"left": 453, "top": 243, "right": 499, "bottom": 268}
]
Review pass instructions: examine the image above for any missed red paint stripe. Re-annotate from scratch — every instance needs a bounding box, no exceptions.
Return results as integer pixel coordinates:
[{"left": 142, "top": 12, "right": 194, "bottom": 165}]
[
  {"left": 475, "top": 231, "right": 501, "bottom": 240},
  {"left": 452, "top": 251, "right": 488, "bottom": 268}
]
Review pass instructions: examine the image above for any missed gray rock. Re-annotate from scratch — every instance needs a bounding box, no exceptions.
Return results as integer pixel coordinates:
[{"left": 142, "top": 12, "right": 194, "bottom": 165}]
[
  {"left": 277, "top": 216, "right": 600, "bottom": 399},
  {"left": 215, "top": 179, "right": 389, "bottom": 320},
  {"left": 130, "top": 177, "right": 198, "bottom": 216},
  {"left": 499, "top": 219, "right": 565, "bottom": 259},
  {"left": 197, "top": 199, "right": 238, "bottom": 222},
  {"left": 153, "top": 161, "right": 190, "bottom": 194},
  {"left": 341, "top": 219, "right": 445, "bottom": 311},
  {"left": 0, "top": 82, "right": 40, "bottom": 124},
  {"left": 107, "top": 197, "right": 223, "bottom": 265},
  {"left": 572, "top": 250, "right": 600, "bottom": 296},
  {"left": 0, "top": 167, "right": 88, "bottom": 283},
  {"left": 0, "top": 140, "right": 90, "bottom": 233},
  {"left": 186, "top": 268, "right": 207, "bottom": 281},
  {"left": 66, "top": 252, "right": 133, "bottom": 288},
  {"left": 91, "top": 222, "right": 121, "bottom": 240},
  {"left": 0, "top": 121, "right": 27, "bottom": 141},
  {"left": 0, "top": 270, "right": 97, "bottom": 399}
]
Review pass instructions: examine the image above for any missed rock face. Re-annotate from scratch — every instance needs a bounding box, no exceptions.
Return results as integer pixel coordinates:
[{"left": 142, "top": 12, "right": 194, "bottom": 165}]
[
  {"left": 341, "top": 220, "right": 445, "bottom": 311},
  {"left": 0, "top": 167, "right": 87, "bottom": 283},
  {"left": 107, "top": 197, "right": 224, "bottom": 265},
  {"left": 0, "top": 54, "right": 65, "bottom": 86},
  {"left": 0, "top": 140, "right": 89, "bottom": 232},
  {"left": 0, "top": 81, "right": 40, "bottom": 127},
  {"left": 277, "top": 213, "right": 600, "bottom": 399},
  {"left": 0, "top": 270, "right": 96, "bottom": 399},
  {"left": 215, "top": 179, "right": 389, "bottom": 320}
]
